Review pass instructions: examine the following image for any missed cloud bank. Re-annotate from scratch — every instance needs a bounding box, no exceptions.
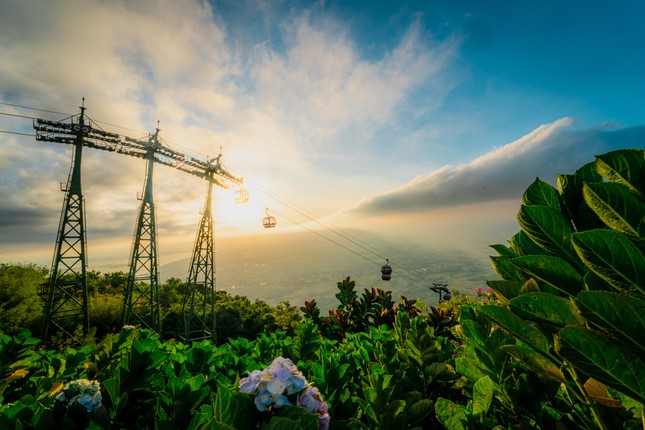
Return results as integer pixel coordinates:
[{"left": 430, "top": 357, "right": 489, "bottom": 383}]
[{"left": 350, "top": 119, "right": 645, "bottom": 215}]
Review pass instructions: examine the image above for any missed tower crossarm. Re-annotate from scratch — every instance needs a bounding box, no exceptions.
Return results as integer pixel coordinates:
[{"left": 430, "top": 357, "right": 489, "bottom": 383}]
[{"left": 33, "top": 116, "right": 243, "bottom": 188}]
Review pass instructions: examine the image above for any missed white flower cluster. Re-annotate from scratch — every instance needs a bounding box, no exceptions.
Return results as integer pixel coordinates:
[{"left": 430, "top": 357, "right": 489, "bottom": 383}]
[
  {"left": 55, "top": 379, "right": 102, "bottom": 413},
  {"left": 239, "top": 357, "right": 329, "bottom": 430},
  {"left": 121, "top": 325, "right": 137, "bottom": 331}
]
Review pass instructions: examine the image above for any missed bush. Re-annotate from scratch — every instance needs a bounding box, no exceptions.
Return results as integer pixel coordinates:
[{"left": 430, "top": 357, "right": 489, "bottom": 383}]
[{"left": 446, "top": 148, "right": 645, "bottom": 429}]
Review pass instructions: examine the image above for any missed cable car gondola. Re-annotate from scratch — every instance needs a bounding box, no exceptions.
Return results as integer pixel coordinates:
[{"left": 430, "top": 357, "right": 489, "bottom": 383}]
[
  {"left": 262, "top": 207, "right": 276, "bottom": 228},
  {"left": 381, "top": 259, "right": 392, "bottom": 281},
  {"left": 234, "top": 181, "right": 249, "bottom": 204}
]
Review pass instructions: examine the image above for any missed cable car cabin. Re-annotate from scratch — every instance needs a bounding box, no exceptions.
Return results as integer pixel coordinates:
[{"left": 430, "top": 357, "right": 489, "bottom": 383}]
[
  {"left": 263, "top": 208, "right": 277, "bottom": 228},
  {"left": 234, "top": 187, "right": 249, "bottom": 204},
  {"left": 381, "top": 259, "right": 392, "bottom": 281}
]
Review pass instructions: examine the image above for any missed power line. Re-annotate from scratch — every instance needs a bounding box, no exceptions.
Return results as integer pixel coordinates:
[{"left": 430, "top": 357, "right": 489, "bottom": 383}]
[
  {"left": 0, "top": 111, "right": 37, "bottom": 120},
  {"left": 0, "top": 130, "right": 34, "bottom": 137},
  {"left": 0, "top": 101, "right": 70, "bottom": 116}
]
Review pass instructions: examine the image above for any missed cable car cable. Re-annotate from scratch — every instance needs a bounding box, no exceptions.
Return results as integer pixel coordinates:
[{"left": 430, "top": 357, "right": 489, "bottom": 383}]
[
  {"left": 249, "top": 200, "right": 438, "bottom": 290},
  {"left": 235, "top": 176, "right": 438, "bottom": 287}
]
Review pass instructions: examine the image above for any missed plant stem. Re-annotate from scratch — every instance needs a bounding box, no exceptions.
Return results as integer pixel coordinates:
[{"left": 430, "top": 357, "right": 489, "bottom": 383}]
[{"left": 566, "top": 364, "right": 608, "bottom": 430}]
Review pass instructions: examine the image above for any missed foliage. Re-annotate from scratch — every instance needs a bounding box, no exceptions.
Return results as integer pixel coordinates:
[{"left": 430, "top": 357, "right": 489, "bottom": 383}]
[
  {"left": 0, "top": 266, "right": 302, "bottom": 347},
  {"left": 0, "top": 263, "right": 47, "bottom": 335},
  {"left": 448, "top": 148, "right": 645, "bottom": 429},
  {"left": 301, "top": 276, "right": 429, "bottom": 340},
  {"left": 0, "top": 307, "right": 455, "bottom": 429}
]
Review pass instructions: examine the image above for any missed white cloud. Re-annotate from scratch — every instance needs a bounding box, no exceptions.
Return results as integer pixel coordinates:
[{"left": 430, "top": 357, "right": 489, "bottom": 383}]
[{"left": 349, "top": 119, "right": 645, "bottom": 215}]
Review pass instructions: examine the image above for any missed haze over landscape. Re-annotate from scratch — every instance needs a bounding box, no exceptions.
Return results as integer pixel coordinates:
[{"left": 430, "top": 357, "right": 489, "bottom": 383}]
[{"left": 1, "top": 0, "right": 644, "bottom": 309}]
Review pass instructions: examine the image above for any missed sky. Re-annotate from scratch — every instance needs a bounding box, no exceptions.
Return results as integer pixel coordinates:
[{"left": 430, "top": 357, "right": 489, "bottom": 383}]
[{"left": 1, "top": 0, "right": 644, "bottom": 293}]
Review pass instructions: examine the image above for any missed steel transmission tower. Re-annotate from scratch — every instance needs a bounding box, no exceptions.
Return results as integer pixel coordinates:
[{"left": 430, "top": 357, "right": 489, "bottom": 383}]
[
  {"left": 179, "top": 174, "right": 217, "bottom": 343},
  {"left": 38, "top": 104, "right": 91, "bottom": 341},
  {"left": 121, "top": 129, "right": 161, "bottom": 331}
]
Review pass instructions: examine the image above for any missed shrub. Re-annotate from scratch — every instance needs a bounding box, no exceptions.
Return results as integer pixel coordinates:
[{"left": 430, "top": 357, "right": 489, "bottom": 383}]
[{"left": 446, "top": 148, "right": 645, "bottom": 429}]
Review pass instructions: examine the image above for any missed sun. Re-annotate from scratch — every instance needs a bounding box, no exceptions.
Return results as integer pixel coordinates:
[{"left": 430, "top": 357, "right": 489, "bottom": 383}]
[{"left": 212, "top": 187, "right": 268, "bottom": 233}]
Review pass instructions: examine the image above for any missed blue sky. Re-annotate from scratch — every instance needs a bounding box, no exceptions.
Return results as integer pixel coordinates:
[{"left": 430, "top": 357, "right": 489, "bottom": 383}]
[{"left": 1, "top": 0, "right": 644, "bottom": 277}]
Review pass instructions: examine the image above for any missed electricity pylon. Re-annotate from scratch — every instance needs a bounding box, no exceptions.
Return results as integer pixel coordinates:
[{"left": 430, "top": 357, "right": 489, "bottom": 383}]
[
  {"left": 179, "top": 174, "right": 216, "bottom": 343},
  {"left": 33, "top": 102, "right": 243, "bottom": 341},
  {"left": 39, "top": 103, "right": 91, "bottom": 341},
  {"left": 121, "top": 129, "right": 161, "bottom": 331}
]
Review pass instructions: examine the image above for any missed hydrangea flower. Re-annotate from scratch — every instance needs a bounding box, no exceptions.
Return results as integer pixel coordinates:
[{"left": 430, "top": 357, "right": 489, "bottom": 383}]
[
  {"left": 297, "top": 386, "right": 330, "bottom": 430},
  {"left": 55, "top": 379, "right": 102, "bottom": 413},
  {"left": 239, "top": 357, "right": 329, "bottom": 429}
]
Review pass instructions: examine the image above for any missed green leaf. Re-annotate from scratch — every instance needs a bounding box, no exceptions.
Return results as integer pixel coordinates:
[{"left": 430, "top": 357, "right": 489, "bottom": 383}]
[
  {"left": 276, "top": 405, "right": 319, "bottom": 429},
  {"left": 557, "top": 161, "right": 604, "bottom": 231},
  {"left": 490, "top": 256, "right": 525, "bottom": 282},
  {"left": 478, "top": 306, "right": 551, "bottom": 353},
  {"left": 583, "top": 182, "right": 645, "bottom": 238},
  {"left": 435, "top": 398, "right": 468, "bottom": 430},
  {"left": 264, "top": 416, "right": 304, "bottom": 430},
  {"left": 595, "top": 149, "right": 645, "bottom": 194},
  {"left": 556, "top": 326, "right": 645, "bottom": 404},
  {"left": 486, "top": 280, "right": 522, "bottom": 302},
  {"left": 455, "top": 357, "right": 492, "bottom": 383},
  {"left": 490, "top": 244, "right": 516, "bottom": 258},
  {"left": 509, "top": 231, "right": 544, "bottom": 256},
  {"left": 523, "top": 178, "right": 561, "bottom": 210},
  {"left": 472, "top": 376, "right": 494, "bottom": 416},
  {"left": 500, "top": 344, "right": 566, "bottom": 383},
  {"left": 363, "top": 387, "right": 378, "bottom": 403},
  {"left": 510, "top": 292, "right": 583, "bottom": 326},
  {"left": 574, "top": 291, "right": 645, "bottom": 353},
  {"left": 517, "top": 205, "right": 577, "bottom": 262},
  {"left": 573, "top": 229, "right": 645, "bottom": 296},
  {"left": 557, "top": 160, "right": 602, "bottom": 202},
  {"left": 408, "top": 399, "right": 434, "bottom": 425},
  {"left": 510, "top": 255, "right": 583, "bottom": 297},
  {"left": 214, "top": 381, "right": 255, "bottom": 429}
]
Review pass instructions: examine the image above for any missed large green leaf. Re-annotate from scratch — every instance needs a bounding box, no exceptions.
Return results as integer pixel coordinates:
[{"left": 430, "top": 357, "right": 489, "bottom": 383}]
[
  {"left": 509, "top": 230, "right": 544, "bottom": 256},
  {"left": 509, "top": 255, "right": 583, "bottom": 297},
  {"left": 478, "top": 306, "right": 551, "bottom": 353},
  {"left": 510, "top": 292, "right": 583, "bottom": 326},
  {"left": 214, "top": 381, "right": 255, "bottom": 429},
  {"left": 574, "top": 291, "right": 645, "bottom": 353},
  {"left": 435, "top": 398, "right": 468, "bottom": 430},
  {"left": 500, "top": 344, "right": 565, "bottom": 383},
  {"left": 523, "top": 178, "right": 561, "bottom": 210},
  {"left": 486, "top": 280, "right": 522, "bottom": 302},
  {"left": 472, "top": 376, "right": 494, "bottom": 416},
  {"left": 490, "top": 256, "right": 525, "bottom": 282},
  {"left": 557, "top": 161, "right": 604, "bottom": 231},
  {"left": 573, "top": 229, "right": 645, "bottom": 296},
  {"left": 595, "top": 149, "right": 644, "bottom": 194},
  {"left": 455, "top": 357, "right": 493, "bottom": 383},
  {"left": 517, "top": 205, "right": 577, "bottom": 263},
  {"left": 583, "top": 182, "right": 645, "bottom": 238},
  {"left": 556, "top": 326, "right": 645, "bottom": 404}
]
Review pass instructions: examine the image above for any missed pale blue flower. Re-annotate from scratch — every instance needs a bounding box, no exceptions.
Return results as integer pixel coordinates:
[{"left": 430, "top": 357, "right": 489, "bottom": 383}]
[
  {"left": 239, "top": 370, "right": 263, "bottom": 393},
  {"left": 239, "top": 356, "right": 330, "bottom": 428},
  {"left": 56, "top": 379, "right": 102, "bottom": 413}
]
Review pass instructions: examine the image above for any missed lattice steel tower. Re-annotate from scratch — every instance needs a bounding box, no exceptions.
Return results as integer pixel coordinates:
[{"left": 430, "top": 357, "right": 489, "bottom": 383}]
[
  {"left": 121, "top": 128, "right": 161, "bottom": 331},
  {"left": 179, "top": 173, "right": 217, "bottom": 343},
  {"left": 37, "top": 103, "right": 91, "bottom": 341}
]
